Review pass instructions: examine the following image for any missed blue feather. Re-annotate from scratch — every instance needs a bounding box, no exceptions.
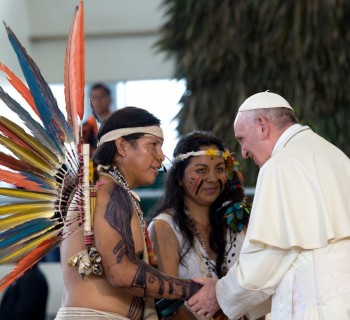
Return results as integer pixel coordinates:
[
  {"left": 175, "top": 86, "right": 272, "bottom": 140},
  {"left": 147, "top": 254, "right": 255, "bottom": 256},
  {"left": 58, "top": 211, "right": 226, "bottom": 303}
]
[
  {"left": 22, "top": 172, "right": 55, "bottom": 191},
  {"left": 4, "top": 25, "right": 75, "bottom": 152},
  {"left": 0, "top": 218, "right": 56, "bottom": 250}
]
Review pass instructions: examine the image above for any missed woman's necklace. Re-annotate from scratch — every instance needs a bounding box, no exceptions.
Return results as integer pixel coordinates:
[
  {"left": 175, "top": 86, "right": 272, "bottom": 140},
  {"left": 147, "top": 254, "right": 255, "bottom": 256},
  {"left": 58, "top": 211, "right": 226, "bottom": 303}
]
[
  {"left": 185, "top": 210, "right": 217, "bottom": 277},
  {"left": 107, "top": 168, "right": 146, "bottom": 237}
]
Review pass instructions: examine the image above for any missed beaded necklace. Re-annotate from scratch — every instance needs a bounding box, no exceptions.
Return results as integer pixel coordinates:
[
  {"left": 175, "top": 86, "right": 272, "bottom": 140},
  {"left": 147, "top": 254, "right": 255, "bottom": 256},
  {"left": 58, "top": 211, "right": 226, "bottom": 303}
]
[
  {"left": 105, "top": 167, "right": 157, "bottom": 266},
  {"left": 185, "top": 210, "right": 228, "bottom": 277},
  {"left": 107, "top": 168, "right": 146, "bottom": 237}
]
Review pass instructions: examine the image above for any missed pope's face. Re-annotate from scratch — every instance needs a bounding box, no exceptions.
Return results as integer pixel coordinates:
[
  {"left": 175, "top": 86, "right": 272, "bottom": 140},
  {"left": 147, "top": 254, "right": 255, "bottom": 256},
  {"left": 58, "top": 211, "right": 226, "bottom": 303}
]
[{"left": 234, "top": 114, "right": 270, "bottom": 168}]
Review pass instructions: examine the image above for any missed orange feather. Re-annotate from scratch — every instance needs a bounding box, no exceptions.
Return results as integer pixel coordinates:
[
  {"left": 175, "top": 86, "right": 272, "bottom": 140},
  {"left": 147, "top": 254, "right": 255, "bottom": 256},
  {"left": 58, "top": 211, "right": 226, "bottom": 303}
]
[
  {"left": 64, "top": 0, "right": 85, "bottom": 143},
  {"left": 0, "top": 236, "right": 60, "bottom": 292},
  {"left": 0, "top": 169, "right": 51, "bottom": 193},
  {"left": 0, "top": 62, "right": 40, "bottom": 118}
]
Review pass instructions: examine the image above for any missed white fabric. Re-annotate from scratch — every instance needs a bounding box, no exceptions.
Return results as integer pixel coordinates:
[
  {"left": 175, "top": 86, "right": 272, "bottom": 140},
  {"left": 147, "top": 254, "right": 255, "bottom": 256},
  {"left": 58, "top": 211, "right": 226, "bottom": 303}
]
[
  {"left": 150, "top": 213, "right": 245, "bottom": 320},
  {"left": 151, "top": 213, "right": 244, "bottom": 279},
  {"left": 238, "top": 92, "right": 293, "bottom": 112},
  {"left": 245, "top": 126, "right": 350, "bottom": 251},
  {"left": 271, "top": 124, "right": 301, "bottom": 156},
  {"left": 216, "top": 126, "right": 350, "bottom": 319},
  {"left": 55, "top": 307, "right": 130, "bottom": 319},
  {"left": 98, "top": 125, "right": 163, "bottom": 146}
]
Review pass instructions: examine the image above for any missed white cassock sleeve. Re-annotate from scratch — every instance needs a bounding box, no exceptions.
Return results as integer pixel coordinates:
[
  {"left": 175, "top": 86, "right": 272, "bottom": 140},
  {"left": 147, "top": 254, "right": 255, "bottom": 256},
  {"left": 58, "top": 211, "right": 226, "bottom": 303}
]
[{"left": 216, "top": 245, "right": 300, "bottom": 320}]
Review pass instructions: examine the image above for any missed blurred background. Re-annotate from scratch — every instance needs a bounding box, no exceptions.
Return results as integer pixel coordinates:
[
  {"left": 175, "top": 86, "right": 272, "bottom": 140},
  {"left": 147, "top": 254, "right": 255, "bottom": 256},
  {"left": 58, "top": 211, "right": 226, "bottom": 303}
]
[{"left": 0, "top": 0, "right": 349, "bottom": 318}]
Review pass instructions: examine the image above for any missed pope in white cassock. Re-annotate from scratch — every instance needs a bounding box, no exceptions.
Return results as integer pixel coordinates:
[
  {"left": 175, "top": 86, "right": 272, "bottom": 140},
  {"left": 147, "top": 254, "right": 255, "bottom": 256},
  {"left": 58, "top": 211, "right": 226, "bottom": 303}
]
[{"left": 187, "top": 91, "right": 350, "bottom": 320}]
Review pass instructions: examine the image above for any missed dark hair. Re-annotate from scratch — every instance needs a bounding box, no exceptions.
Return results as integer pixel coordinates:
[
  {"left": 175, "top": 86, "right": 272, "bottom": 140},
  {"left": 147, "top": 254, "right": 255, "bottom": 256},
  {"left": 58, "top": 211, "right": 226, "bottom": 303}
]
[
  {"left": 92, "top": 106, "right": 161, "bottom": 166},
  {"left": 89, "top": 83, "right": 111, "bottom": 97},
  {"left": 151, "top": 130, "right": 233, "bottom": 277}
]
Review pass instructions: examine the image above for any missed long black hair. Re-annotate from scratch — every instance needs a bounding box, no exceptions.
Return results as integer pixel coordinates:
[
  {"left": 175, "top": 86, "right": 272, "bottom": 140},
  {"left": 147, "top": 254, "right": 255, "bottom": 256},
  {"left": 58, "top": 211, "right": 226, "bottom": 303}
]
[
  {"left": 93, "top": 106, "right": 161, "bottom": 166},
  {"left": 151, "top": 130, "right": 242, "bottom": 277}
]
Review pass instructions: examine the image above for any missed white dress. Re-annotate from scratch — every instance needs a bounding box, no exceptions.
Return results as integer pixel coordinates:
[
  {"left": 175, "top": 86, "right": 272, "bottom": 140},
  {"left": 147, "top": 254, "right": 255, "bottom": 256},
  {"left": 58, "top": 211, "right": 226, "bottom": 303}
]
[{"left": 149, "top": 212, "right": 245, "bottom": 320}]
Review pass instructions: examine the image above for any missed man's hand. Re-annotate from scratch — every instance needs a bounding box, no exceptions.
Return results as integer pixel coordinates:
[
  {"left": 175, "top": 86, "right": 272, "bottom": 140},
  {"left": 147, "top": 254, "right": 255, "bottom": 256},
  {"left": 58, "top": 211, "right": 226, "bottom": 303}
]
[{"left": 187, "top": 277, "right": 220, "bottom": 319}]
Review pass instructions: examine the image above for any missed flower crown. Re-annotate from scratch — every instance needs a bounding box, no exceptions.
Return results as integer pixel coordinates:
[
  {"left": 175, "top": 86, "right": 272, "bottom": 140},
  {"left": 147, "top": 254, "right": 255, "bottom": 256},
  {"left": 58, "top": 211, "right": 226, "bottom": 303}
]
[{"left": 174, "top": 148, "right": 230, "bottom": 163}]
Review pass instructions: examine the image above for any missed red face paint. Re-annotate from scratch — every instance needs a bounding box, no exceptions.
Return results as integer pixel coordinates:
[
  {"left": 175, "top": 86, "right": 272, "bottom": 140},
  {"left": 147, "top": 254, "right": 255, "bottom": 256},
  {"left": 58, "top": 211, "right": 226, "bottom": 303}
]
[{"left": 190, "top": 177, "right": 202, "bottom": 194}]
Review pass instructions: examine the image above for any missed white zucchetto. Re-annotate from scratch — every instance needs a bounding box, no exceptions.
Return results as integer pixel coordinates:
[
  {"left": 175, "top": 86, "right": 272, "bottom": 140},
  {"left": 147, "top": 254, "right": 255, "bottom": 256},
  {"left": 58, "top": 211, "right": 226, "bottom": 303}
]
[{"left": 238, "top": 91, "right": 293, "bottom": 112}]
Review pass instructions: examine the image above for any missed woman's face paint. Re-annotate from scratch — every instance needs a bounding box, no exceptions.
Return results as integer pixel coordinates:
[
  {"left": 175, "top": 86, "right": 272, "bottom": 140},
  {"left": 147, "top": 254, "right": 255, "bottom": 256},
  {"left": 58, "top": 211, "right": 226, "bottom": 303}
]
[
  {"left": 180, "top": 146, "right": 227, "bottom": 207},
  {"left": 190, "top": 176, "right": 202, "bottom": 194},
  {"left": 218, "top": 178, "right": 223, "bottom": 193}
]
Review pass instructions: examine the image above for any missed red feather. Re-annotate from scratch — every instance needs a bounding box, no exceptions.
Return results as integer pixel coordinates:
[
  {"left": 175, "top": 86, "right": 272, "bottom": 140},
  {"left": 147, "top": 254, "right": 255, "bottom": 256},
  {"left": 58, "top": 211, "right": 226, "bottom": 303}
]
[
  {"left": 64, "top": 0, "right": 85, "bottom": 143},
  {"left": 0, "top": 63, "right": 40, "bottom": 118},
  {"left": 0, "top": 152, "right": 38, "bottom": 172},
  {"left": 0, "top": 122, "right": 33, "bottom": 151}
]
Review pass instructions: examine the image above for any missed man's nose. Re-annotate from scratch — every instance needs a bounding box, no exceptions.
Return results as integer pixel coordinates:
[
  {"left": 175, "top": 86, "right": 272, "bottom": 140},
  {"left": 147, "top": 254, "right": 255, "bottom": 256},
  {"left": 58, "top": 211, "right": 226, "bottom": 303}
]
[
  {"left": 156, "top": 147, "right": 165, "bottom": 162},
  {"left": 241, "top": 148, "right": 249, "bottom": 159}
]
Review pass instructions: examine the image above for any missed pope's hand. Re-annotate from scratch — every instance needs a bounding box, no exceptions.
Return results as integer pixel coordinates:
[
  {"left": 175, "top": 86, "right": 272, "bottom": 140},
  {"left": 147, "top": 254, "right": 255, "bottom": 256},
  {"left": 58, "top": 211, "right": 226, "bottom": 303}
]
[{"left": 187, "top": 277, "right": 220, "bottom": 318}]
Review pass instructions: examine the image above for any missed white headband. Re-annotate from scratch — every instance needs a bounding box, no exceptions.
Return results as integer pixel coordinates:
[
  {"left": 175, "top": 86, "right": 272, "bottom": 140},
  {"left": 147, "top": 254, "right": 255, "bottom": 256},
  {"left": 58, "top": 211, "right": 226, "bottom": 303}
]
[{"left": 97, "top": 126, "right": 163, "bottom": 146}]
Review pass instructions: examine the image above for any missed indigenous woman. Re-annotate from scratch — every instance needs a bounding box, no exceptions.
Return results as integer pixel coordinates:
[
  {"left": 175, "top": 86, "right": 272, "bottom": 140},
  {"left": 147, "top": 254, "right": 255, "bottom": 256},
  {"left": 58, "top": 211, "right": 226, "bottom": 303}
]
[{"left": 149, "top": 131, "right": 250, "bottom": 320}]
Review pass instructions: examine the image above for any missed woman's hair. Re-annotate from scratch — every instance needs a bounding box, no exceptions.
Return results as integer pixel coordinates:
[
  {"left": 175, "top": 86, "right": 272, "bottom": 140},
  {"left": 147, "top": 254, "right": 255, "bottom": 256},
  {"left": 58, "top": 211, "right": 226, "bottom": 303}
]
[
  {"left": 92, "top": 106, "right": 161, "bottom": 166},
  {"left": 150, "top": 130, "right": 237, "bottom": 277}
]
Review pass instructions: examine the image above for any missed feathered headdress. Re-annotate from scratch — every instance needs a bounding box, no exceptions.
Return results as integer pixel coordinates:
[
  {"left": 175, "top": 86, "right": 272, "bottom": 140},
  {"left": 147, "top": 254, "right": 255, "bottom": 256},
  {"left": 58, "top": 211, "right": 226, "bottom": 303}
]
[{"left": 0, "top": 0, "right": 95, "bottom": 290}]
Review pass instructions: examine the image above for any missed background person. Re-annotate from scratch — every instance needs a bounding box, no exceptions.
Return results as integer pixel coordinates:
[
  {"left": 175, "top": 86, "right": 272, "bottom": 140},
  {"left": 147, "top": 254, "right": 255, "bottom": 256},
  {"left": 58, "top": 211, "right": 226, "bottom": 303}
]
[
  {"left": 82, "top": 83, "right": 113, "bottom": 154},
  {"left": 0, "top": 262, "right": 48, "bottom": 320}
]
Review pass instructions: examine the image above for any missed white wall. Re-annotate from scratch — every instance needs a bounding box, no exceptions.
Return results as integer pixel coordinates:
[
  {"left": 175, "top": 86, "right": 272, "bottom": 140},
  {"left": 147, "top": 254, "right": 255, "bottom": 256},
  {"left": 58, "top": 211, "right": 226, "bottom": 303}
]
[
  {"left": 0, "top": 0, "right": 31, "bottom": 77},
  {"left": 0, "top": 0, "right": 174, "bottom": 85}
]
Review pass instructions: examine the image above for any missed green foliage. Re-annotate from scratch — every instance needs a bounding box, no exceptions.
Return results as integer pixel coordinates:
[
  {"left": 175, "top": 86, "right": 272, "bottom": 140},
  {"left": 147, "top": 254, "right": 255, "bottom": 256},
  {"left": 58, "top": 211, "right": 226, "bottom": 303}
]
[{"left": 156, "top": 0, "right": 350, "bottom": 185}]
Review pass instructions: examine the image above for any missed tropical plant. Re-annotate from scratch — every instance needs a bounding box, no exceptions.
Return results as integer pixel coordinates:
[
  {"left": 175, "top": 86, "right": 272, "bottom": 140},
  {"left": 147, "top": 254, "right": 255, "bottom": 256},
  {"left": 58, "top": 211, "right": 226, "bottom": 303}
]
[{"left": 156, "top": 0, "right": 350, "bottom": 186}]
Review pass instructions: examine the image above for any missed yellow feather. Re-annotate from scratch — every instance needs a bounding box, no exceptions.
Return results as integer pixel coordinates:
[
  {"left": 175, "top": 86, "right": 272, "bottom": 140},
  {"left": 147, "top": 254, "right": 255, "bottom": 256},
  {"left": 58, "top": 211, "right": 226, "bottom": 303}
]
[
  {"left": 0, "top": 211, "right": 55, "bottom": 230},
  {"left": 0, "top": 135, "right": 56, "bottom": 175},
  {"left": 0, "top": 202, "right": 53, "bottom": 215},
  {"left": 0, "top": 188, "right": 56, "bottom": 201},
  {"left": 0, "top": 116, "right": 60, "bottom": 167}
]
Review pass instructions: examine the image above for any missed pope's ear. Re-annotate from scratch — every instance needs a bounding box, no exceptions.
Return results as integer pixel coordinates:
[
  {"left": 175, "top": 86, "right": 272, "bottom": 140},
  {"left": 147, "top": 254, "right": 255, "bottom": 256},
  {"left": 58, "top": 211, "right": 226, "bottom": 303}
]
[
  {"left": 257, "top": 116, "right": 270, "bottom": 139},
  {"left": 115, "top": 138, "right": 127, "bottom": 156}
]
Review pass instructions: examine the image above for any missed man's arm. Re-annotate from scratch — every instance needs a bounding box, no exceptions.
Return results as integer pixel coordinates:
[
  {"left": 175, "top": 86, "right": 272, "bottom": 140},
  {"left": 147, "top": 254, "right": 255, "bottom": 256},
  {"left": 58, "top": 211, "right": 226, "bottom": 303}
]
[{"left": 94, "top": 184, "right": 201, "bottom": 300}]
